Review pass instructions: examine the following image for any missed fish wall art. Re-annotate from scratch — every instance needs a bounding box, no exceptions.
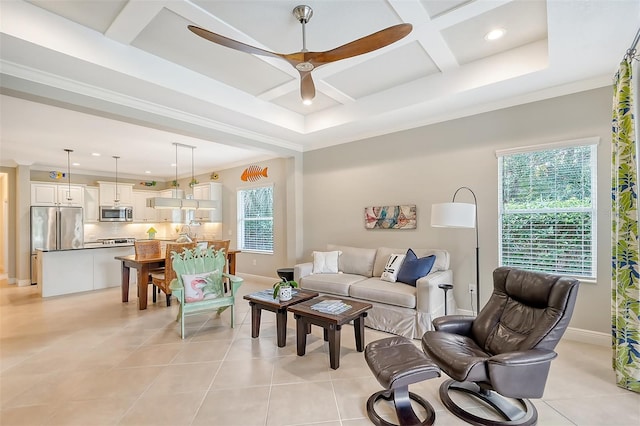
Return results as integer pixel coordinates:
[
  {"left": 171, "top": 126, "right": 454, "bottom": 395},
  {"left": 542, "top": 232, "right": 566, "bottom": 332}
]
[{"left": 241, "top": 165, "right": 268, "bottom": 182}]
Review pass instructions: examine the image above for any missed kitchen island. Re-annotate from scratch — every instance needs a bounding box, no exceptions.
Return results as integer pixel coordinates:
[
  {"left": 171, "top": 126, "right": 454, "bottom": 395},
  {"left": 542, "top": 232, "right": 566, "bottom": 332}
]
[{"left": 36, "top": 244, "right": 135, "bottom": 297}]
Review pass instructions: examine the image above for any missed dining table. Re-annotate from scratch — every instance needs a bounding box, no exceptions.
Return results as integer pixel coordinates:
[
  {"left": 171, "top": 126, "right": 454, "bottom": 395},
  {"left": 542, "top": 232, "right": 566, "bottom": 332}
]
[{"left": 115, "top": 249, "right": 241, "bottom": 310}]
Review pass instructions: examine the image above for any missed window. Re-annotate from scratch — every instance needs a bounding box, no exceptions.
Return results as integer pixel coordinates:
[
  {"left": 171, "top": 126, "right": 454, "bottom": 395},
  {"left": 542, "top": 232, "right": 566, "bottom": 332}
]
[
  {"left": 498, "top": 140, "right": 597, "bottom": 278},
  {"left": 237, "top": 185, "right": 273, "bottom": 253}
]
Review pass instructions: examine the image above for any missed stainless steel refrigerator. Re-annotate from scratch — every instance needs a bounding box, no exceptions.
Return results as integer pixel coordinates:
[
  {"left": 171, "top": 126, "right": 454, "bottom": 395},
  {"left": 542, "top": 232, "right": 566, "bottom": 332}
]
[{"left": 31, "top": 206, "right": 84, "bottom": 283}]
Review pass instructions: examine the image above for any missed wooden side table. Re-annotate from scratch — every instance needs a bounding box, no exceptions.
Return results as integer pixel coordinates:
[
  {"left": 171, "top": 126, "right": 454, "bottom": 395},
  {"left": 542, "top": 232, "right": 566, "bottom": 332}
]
[
  {"left": 243, "top": 288, "right": 319, "bottom": 347},
  {"left": 288, "top": 296, "right": 373, "bottom": 369}
]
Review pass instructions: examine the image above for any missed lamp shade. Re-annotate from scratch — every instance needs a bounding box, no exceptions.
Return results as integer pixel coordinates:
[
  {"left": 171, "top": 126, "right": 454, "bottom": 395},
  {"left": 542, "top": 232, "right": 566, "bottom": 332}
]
[{"left": 431, "top": 202, "right": 476, "bottom": 228}]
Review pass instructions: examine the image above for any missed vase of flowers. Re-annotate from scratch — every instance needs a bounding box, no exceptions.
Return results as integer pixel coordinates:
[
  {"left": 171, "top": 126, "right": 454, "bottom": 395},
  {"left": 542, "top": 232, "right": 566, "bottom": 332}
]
[{"left": 272, "top": 278, "right": 298, "bottom": 301}]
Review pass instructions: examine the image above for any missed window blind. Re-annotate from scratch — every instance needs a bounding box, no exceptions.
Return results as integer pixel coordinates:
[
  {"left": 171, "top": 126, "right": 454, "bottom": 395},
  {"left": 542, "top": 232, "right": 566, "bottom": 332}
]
[
  {"left": 498, "top": 143, "right": 597, "bottom": 278},
  {"left": 238, "top": 186, "right": 274, "bottom": 253}
]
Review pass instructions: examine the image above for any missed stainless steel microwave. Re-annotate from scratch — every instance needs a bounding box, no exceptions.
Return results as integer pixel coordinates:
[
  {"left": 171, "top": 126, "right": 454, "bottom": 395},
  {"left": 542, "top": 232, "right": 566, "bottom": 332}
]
[{"left": 99, "top": 206, "right": 133, "bottom": 222}]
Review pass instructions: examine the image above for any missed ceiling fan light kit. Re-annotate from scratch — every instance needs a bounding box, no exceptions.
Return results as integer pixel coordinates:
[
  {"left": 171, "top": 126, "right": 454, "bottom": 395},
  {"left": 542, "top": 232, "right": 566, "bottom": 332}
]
[{"left": 188, "top": 5, "right": 412, "bottom": 103}]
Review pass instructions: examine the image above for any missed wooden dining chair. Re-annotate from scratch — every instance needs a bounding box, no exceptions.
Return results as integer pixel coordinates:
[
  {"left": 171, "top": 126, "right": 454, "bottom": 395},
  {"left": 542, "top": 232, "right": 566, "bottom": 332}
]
[
  {"left": 151, "top": 242, "right": 196, "bottom": 306},
  {"left": 205, "top": 240, "right": 231, "bottom": 253},
  {"left": 202, "top": 240, "right": 231, "bottom": 290},
  {"left": 201, "top": 240, "right": 231, "bottom": 271},
  {"left": 134, "top": 240, "right": 163, "bottom": 303}
]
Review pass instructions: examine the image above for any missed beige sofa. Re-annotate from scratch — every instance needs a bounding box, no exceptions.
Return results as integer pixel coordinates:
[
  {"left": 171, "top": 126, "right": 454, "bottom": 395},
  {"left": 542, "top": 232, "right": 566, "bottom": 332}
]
[{"left": 293, "top": 244, "right": 453, "bottom": 339}]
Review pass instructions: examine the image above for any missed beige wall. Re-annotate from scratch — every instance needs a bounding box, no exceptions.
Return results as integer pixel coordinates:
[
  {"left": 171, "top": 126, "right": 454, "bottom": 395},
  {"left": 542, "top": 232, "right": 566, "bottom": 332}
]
[
  {"left": 301, "top": 87, "right": 612, "bottom": 334},
  {"left": 30, "top": 170, "right": 152, "bottom": 187}
]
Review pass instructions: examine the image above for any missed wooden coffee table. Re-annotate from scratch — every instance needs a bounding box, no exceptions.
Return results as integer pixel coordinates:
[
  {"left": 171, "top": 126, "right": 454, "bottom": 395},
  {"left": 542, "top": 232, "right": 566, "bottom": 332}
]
[
  {"left": 288, "top": 296, "right": 373, "bottom": 369},
  {"left": 243, "top": 288, "right": 319, "bottom": 347}
]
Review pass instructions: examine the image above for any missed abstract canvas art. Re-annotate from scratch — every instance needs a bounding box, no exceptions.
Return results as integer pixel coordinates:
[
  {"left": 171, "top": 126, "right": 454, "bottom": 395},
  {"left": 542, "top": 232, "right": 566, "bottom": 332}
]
[{"left": 365, "top": 205, "right": 417, "bottom": 229}]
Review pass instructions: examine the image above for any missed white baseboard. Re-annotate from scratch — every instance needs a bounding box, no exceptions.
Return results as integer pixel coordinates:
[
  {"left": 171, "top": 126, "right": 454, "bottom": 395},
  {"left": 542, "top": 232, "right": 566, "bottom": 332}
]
[
  {"left": 563, "top": 327, "right": 610, "bottom": 347},
  {"left": 236, "top": 273, "right": 275, "bottom": 287},
  {"left": 454, "top": 309, "right": 609, "bottom": 347}
]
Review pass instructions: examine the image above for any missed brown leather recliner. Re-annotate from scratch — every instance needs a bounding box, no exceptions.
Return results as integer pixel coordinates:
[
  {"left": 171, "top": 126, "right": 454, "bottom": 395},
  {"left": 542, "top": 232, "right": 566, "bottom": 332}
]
[{"left": 422, "top": 267, "right": 579, "bottom": 426}]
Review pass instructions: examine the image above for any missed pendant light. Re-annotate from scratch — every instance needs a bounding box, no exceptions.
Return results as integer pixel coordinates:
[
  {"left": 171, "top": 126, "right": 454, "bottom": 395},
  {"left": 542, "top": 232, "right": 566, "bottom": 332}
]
[
  {"left": 146, "top": 142, "right": 182, "bottom": 209},
  {"left": 113, "top": 155, "right": 120, "bottom": 206},
  {"left": 64, "top": 148, "right": 73, "bottom": 202},
  {"left": 180, "top": 144, "right": 197, "bottom": 210},
  {"left": 146, "top": 142, "right": 217, "bottom": 210}
]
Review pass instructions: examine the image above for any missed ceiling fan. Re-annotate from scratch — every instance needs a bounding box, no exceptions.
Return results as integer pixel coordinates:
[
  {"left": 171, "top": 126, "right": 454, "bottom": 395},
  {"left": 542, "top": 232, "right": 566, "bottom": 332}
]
[{"left": 188, "top": 5, "right": 412, "bottom": 104}]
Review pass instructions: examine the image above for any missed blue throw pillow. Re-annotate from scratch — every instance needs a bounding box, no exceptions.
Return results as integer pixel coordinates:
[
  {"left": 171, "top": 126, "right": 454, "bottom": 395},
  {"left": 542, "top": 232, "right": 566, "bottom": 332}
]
[{"left": 396, "top": 249, "right": 436, "bottom": 287}]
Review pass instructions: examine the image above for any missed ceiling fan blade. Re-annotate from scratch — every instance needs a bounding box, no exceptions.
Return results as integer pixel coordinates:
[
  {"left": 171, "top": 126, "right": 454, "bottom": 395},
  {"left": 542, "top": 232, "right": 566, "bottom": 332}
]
[
  {"left": 308, "top": 23, "right": 412, "bottom": 65},
  {"left": 299, "top": 71, "right": 316, "bottom": 102},
  {"left": 188, "top": 25, "right": 284, "bottom": 60}
]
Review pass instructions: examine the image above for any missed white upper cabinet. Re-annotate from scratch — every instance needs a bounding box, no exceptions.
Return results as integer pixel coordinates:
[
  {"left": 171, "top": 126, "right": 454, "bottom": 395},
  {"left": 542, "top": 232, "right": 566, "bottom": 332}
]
[
  {"left": 57, "top": 185, "right": 84, "bottom": 206},
  {"left": 158, "top": 189, "right": 184, "bottom": 222},
  {"left": 84, "top": 187, "right": 99, "bottom": 223},
  {"left": 132, "top": 190, "right": 158, "bottom": 222},
  {"left": 97, "top": 181, "right": 133, "bottom": 206},
  {"left": 192, "top": 182, "right": 222, "bottom": 222},
  {"left": 31, "top": 183, "right": 84, "bottom": 207},
  {"left": 31, "top": 183, "right": 57, "bottom": 205}
]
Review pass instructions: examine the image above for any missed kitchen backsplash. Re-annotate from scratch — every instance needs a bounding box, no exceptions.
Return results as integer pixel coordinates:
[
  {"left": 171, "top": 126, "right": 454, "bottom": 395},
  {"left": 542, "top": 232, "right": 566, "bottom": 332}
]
[{"left": 84, "top": 222, "right": 222, "bottom": 242}]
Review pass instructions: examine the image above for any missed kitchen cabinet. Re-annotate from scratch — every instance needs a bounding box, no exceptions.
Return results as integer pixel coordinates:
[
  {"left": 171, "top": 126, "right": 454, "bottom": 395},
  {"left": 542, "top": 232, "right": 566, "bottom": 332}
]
[
  {"left": 84, "top": 187, "right": 99, "bottom": 223},
  {"left": 97, "top": 181, "right": 133, "bottom": 206},
  {"left": 192, "top": 182, "right": 222, "bottom": 222},
  {"left": 132, "top": 190, "right": 158, "bottom": 222},
  {"left": 31, "top": 182, "right": 84, "bottom": 207},
  {"left": 93, "top": 246, "right": 135, "bottom": 290},
  {"left": 38, "top": 246, "right": 135, "bottom": 296},
  {"left": 158, "top": 189, "right": 184, "bottom": 223}
]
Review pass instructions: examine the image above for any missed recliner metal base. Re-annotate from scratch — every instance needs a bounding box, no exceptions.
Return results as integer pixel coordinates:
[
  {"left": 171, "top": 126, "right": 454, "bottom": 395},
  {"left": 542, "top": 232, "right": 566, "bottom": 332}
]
[
  {"left": 439, "top": 380, "right": 537, "bottom": 426},
  {"left": 367, "top": 386, "right": 435, "bottom": 426}
]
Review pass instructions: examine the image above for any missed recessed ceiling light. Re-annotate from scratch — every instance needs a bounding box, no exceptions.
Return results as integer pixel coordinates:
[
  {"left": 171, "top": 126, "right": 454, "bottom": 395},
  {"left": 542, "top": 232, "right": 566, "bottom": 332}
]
[
  {"left": 485, "top": 28, "right": 506, "bottom": 41},
  {"left": 91, "top": 152, "right": 101, "bottom": 156},
  {"left": 72, "top": 162, "right": 80, "bottom": 166}
]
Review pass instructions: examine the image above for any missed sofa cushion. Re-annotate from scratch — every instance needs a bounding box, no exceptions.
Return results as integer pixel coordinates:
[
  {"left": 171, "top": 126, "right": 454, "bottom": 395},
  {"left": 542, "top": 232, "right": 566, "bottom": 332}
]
[
  {"left": 349, "top": 278, "right": 416, "bottom": 309},
  {"left": 327, "top": 244, "right": 377, "bottom": 277},
  {"left": 374, "top": 247, "right": 449, "bottom": 277},
  {"left": 380, "top": 253, "right": 406, "bottom": 282},
  {"left": 312, "top": 250, "right": 341, "bottom": 273},
  {"left": 397, "top": 249, "right": 436, "bottom": 286},
  {"left": 300, "top": 273, "right": 366, "bottom": 296}
]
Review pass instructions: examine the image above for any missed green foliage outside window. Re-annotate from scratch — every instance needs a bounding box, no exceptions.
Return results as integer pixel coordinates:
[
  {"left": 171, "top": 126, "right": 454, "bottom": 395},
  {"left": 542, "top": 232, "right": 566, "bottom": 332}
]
[
  {"left": 499, "top": 144, "right": 596, "bottom": 278},
  {"left": 238, "top": 186, "right": 274, "bottom": 253}
]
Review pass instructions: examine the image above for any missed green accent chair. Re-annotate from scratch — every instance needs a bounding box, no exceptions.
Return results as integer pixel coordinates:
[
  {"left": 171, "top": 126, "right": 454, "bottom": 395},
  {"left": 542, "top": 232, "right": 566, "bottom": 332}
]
[{"left": 169, "top": 246, "right": 243, "bottom": 339}]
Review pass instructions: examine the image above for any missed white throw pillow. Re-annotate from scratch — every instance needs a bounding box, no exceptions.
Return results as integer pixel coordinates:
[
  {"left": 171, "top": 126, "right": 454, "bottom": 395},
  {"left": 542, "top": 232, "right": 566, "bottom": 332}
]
[
  {"left": 380, "top": 254, "right": 406, "bottom": 282},
  {"left": 312, "top": 250, "right": 341, "bottom": 274}
]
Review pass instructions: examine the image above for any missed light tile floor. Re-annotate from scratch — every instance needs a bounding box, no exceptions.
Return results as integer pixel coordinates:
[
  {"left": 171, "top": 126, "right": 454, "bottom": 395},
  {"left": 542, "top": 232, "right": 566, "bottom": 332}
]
[{"left": 0, "top": 277, "right": 638, "bottom": 425}]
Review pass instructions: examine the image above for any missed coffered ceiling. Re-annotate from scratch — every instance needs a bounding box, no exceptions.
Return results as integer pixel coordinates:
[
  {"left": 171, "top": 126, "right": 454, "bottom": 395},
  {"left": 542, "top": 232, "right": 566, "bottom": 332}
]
[{"left": 1, "top": 0, "right": 638, "bottom": 180}]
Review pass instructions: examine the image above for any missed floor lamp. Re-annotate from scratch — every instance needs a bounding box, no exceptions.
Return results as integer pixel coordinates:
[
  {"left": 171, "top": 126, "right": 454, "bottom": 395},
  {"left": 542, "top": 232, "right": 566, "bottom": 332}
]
[{"left": 431, "top": 187, "right": 480, "bottom": 315}]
